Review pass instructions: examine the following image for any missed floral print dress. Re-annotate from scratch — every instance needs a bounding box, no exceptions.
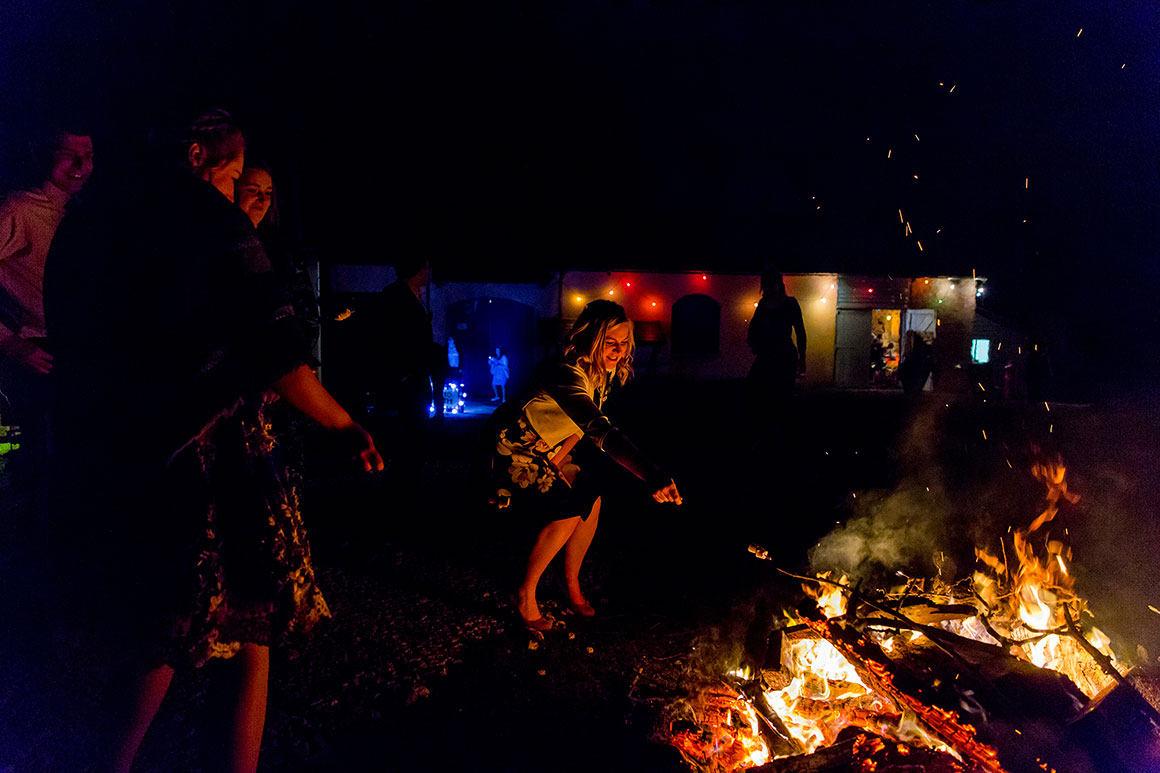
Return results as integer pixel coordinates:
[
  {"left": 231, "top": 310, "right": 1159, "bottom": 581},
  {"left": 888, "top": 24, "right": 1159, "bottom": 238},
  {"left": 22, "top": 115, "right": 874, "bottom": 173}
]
[
  {"left": 488, "top": 362, "right": 669, "bottom": 525},
  {"left": 161, "top": 392, "right": 329, "bottom": 667}
]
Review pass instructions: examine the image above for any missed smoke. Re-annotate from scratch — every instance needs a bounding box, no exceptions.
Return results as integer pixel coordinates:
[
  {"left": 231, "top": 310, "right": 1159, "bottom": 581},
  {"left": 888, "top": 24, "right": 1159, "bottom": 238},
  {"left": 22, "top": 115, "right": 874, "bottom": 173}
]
[
  {"left": 809, "top": 401, "right": 957, "bottom": 583},
  {"left": 808, "top": 479, "right": 954, "bottom": 583}
]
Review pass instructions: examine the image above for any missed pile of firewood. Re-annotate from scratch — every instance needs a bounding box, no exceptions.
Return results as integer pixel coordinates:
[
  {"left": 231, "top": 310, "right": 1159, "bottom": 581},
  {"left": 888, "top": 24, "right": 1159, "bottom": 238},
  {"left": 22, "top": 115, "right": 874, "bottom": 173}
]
[{"left": 670, "top": 573, "right": 1160, "bottom": 773}]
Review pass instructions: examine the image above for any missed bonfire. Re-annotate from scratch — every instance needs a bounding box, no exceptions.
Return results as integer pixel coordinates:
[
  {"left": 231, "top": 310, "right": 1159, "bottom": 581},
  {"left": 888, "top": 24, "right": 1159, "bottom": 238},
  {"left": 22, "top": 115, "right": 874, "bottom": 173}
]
[{"left": 666, "top": 463, "right": 1160, "bottom": 772}]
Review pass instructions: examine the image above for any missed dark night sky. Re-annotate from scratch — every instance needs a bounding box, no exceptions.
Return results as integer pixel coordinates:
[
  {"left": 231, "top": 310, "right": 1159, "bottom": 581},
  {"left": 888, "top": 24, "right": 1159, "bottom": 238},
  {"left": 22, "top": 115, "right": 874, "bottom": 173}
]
[{"left": 4, "top": 0, "right": 1160, "bottom": 383}]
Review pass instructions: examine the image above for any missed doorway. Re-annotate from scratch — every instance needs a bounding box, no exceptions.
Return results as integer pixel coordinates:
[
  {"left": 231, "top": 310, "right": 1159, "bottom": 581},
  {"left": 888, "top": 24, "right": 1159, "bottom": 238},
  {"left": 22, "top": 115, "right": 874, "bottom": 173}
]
[
  {"left": 446, "top": 298, "right": 537, "bottom": 401},
  {"left": 834, "top": 309, "right": 871, "bottom": 387}
]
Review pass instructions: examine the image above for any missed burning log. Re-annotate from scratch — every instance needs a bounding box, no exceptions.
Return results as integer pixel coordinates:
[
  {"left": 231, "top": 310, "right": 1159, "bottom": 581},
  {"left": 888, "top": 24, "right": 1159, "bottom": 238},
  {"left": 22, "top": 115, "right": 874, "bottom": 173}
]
[
  {"left": 670, "top": 463, "right": 1160, "bottom": 771},
  {"left": 799, "top": 606, "right": 1007, "bottom": 773},
  {"left": 1069, "top": 674, "right": 1160, "bottom": 773},
  {"left": 749, "top": 728, "right": 970, "bottom": 772},
  {"left": 740, "top": 680, "right": 808, "bottom": 758}
]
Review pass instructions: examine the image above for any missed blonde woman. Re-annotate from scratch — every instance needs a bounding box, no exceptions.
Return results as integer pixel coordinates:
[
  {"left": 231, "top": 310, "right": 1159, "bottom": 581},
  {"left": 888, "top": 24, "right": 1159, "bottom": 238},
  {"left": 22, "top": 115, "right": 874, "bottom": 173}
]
[{"left": 487, "top": 300, "right": 681, "bottom": 631}]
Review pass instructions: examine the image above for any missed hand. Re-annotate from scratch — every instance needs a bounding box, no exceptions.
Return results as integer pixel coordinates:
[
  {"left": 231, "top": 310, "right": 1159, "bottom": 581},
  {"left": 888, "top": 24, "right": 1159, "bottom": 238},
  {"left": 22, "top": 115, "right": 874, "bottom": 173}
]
[
  {"left": 0, "top": 338, "right": 52, "bottom": 374},
  {"left": 797, "top": 360, "right": 807, "bottom": 376},
  {"left": 652, "top": 480, "right": 682, "bottom": 505},
  {"left": 340, "top": 422, "right": 384, "bottom": 472}
]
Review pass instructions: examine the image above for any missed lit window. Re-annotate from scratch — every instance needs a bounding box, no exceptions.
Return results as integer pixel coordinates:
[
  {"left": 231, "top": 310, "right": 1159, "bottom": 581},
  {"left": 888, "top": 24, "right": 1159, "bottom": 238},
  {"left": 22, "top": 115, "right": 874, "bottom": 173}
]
[{"left": 971, "top": 339, "right": 991, "bottom": 364}]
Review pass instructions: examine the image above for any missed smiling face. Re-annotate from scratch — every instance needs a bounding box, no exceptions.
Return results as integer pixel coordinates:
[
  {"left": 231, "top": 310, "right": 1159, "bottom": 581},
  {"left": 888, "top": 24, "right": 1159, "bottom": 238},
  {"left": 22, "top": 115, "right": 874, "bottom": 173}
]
[
  {"left": 235, "top": 167, "right": 273, "bottom": 226},
  {"left": 47, "top": 133, "right": 94, "bottom": 196},
  {"left": 601, "top": 321, "right": 632, "bottom": 372}
]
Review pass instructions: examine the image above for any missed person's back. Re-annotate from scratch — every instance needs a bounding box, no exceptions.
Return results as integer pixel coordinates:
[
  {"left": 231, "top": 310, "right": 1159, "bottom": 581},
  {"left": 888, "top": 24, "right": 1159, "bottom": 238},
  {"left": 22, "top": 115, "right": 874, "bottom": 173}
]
[{"left": 48, "top": 166, "right": 306, "bottom": 468}]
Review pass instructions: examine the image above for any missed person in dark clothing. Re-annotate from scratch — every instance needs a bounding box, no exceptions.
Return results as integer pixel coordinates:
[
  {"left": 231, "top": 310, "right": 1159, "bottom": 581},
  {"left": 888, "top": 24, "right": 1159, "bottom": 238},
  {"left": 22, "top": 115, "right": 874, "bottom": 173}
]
[
  {"left": 747, "top": 268, "right": 806, "bottom": 405},
  {"left": 44, "top": 109, "right": 381, "bottom": 773},
  {"left": 366, "top": 258, "right": 436, "bottom": 505},
  {"left": 899, "top": 331, "right": 935, "bottom": 396}
]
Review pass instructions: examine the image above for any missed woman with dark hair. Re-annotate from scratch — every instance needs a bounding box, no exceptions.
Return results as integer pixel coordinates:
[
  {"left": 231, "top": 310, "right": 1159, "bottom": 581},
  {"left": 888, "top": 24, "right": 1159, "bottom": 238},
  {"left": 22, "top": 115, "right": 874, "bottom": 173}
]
[
  {"left": 45, "top": 108, "right": 382, "bottom": 773},
  {"left": 488, "top": 345, "right": 509, "bottom": 402},
  {"left": 487, "top": 300, "right": 681, "bottom": 631},
  {"left": 236, "top": 163, "right": 320, "bottom": 350}
]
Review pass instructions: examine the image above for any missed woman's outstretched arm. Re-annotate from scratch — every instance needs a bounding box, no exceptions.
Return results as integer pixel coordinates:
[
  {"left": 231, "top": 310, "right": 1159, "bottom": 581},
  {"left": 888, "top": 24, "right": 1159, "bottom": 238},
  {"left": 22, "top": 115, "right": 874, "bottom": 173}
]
[{"left": 271, "top": 364, "right": 384, "bottom": 472}]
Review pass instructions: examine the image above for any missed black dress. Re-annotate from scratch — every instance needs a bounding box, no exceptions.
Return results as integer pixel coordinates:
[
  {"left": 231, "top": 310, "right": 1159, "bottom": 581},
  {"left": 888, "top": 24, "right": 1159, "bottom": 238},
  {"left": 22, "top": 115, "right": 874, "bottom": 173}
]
[
  {"left": 45, "top": 170, "right": 325, "bottom": 667},
  {"left": 486, "top": 362, "right": 669, "bottom": 526}
]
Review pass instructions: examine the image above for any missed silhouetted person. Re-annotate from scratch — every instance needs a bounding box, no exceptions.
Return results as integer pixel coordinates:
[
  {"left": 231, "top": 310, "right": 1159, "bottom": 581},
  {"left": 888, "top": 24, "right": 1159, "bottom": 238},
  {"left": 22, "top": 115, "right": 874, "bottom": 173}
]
[
  {"left": 1027, "top": 345, "right": 1052, "bottom": 402},
  {"left": 368, "top": 258, "right": 435, "bottom": 508},
  {"left": 899, "top": 331, "right": 935, "bottom": 396},
  {"left": 0, "top": 127, "right": 94, "bottom": 485},
  {"left": 747, "top": 268, "right": 806, "bottom": 408},
  {"left": 45, "top": 108, "right": 381, "bottom": 773}
]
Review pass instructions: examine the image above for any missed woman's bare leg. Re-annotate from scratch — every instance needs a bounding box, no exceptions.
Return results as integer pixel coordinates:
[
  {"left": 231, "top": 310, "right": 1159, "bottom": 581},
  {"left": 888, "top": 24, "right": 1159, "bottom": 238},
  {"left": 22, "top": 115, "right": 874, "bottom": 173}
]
[
  {"left": 518, "top": 516, "right": 580, "bottom": 621},
  {"left": 564, "top": 498, "right": 600, "bottom": 608},
  {"left": 228, "top": 643, "right": 269, "bottom": 773},
  {"left": 107, "top": 664, "right": 174, "bottom": 773}
]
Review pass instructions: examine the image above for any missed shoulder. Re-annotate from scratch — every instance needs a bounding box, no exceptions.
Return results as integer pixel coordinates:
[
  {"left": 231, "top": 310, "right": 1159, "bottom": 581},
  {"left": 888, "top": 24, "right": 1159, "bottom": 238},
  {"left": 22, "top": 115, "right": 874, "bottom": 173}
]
[
  {"left": 541, "top": 360, "right": 588, "bottom": 387},
  {"left": 0, "top": 189, "right": 42, "bottom": 218}
]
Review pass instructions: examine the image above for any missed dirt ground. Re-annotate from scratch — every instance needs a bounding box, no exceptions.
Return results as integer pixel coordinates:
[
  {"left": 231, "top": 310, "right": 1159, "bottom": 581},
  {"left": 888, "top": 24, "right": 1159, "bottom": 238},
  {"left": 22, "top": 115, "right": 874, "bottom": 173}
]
[{"left": 2, "top": 381, "right": 1158, "bottom": 771}]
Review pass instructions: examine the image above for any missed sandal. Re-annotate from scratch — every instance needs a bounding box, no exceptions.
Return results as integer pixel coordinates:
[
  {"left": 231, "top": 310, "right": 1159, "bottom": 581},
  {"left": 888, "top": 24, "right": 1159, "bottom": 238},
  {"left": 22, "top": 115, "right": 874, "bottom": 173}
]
[
  {"left": 522, "top": 614, "right": 553, "bottom": 632},
  {"left": 567, "top": 600, "right": 596, "bottom": 617}
]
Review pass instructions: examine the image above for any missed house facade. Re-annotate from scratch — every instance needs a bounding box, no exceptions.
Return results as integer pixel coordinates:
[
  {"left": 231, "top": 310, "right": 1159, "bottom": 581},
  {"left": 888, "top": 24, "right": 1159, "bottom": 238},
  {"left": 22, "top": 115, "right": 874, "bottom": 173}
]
[{"left": 328, "top": 265, "right": 980, "bottom": 395}]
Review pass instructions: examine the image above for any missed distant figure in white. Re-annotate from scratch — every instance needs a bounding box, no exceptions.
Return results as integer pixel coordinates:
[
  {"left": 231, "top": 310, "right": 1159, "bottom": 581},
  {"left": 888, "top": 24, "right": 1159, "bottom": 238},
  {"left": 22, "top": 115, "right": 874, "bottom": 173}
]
[
  {"left": 488, "top": 346, "right": 509, "bottom": 402},
  {"left": 447, "top": 337, "right": 460, "bottom": 370}
]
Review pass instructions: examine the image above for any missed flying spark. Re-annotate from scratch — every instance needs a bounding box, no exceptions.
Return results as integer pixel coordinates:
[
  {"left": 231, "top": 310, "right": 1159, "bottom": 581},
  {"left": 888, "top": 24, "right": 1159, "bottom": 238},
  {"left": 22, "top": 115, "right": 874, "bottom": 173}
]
[{"left": 1076, "top": 28, "right": 1083, "bottom": 37}]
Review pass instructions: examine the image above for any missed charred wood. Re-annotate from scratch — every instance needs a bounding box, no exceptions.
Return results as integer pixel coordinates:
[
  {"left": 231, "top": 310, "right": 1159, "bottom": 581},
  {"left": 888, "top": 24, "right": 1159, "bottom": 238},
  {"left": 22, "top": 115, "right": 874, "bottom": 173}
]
[
  {"left": 1068, "top": 676, "right": 1160, "bottom": 773},
  {"left": 749, "top": 729, "right": 969, "bottom": 773}
]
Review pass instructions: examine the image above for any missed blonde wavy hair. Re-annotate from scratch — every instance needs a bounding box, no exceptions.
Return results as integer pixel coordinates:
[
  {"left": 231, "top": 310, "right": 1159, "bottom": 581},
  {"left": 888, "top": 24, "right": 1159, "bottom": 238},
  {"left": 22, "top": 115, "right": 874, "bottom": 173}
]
[{"left": 564, "top": 299, "right": 635, "bottom": 391}]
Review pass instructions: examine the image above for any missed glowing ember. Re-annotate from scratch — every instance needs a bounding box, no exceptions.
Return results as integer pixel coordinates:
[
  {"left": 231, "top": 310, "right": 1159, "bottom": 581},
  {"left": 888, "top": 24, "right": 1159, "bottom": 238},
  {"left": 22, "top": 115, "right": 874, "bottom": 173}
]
[{"left": 669, "top": 686, "right": 770, "bottom": 770}]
